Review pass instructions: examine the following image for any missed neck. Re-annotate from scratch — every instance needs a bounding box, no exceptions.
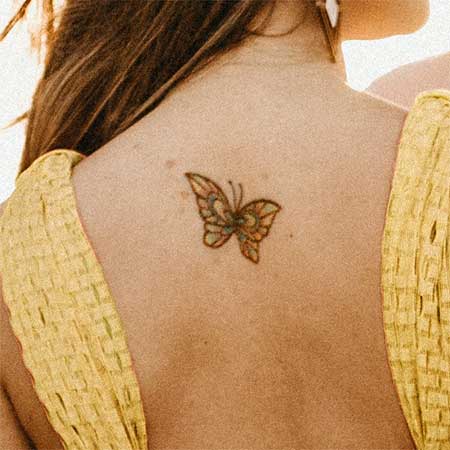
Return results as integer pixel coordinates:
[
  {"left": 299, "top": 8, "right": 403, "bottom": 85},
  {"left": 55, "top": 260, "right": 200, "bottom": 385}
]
[{"left": 225, "top": 0, "right": 347, "bottom": 83}]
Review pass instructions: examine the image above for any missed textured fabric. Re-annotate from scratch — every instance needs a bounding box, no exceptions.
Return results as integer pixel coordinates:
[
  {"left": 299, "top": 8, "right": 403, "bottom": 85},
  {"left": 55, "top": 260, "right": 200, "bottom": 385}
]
[
  {"left": 0, "top": 88, "right": 449, "bottom": 450},
  {"left": 0, "top": 150, "right": 148, "bottom": 450},
  {"left": 381, "top": 89, "right": 450, "bottom": 450}
]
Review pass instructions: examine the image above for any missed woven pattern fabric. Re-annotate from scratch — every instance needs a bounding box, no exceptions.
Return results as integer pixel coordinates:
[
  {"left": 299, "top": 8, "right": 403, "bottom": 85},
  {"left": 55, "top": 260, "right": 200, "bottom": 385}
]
[
  {"left": 381, "top": 89, "right": 450, "bottom": 450},
  {"left": 0, "top": 149, "right": 148, "bottom": 450}
]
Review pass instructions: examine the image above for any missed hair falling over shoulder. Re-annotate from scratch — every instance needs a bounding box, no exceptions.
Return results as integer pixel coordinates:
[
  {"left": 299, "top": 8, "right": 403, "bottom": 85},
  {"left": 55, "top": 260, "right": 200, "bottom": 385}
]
[{"left": 0, "top": 0, "right": 294, "bottom": 179}]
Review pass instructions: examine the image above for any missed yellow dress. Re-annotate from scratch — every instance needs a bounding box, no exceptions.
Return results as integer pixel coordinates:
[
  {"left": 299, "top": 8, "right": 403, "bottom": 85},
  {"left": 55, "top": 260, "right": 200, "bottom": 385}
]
[{"left": 0, "top": 89, "right": 449, "bottom": 450}]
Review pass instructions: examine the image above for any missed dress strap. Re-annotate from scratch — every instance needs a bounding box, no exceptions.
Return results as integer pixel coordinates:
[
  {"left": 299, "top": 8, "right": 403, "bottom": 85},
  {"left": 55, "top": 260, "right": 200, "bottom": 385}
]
[
  {"left": 0, "top": 149, "right": 148, "bottom": 450},
  {"left": 381, "top": 89, "right": 450, "bottom": 450}
]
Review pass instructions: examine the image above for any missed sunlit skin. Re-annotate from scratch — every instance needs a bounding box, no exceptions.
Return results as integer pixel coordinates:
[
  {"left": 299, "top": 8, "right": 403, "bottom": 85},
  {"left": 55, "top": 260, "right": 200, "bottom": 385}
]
[
  {"left": 339, "top": 0, "right": 429, "bottom": 40},
  {"left": 367, "top": 51, "right": 450, "bottom": 109},
  {"left": 232, "top": 0, "right": 430, "bottom": 85}
]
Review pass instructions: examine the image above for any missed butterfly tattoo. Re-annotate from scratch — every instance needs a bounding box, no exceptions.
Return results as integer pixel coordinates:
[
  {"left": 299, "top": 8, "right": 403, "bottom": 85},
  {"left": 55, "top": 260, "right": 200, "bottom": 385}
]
[{"left": 184, "top": 173, "right": 282, "bottom": 263}]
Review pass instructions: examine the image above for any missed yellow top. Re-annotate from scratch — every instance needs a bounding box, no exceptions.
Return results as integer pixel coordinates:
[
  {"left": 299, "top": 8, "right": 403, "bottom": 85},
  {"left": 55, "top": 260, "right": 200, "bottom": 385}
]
[
  {"left": 0, "top": 88, "right": 449, "bottom": 450},
  {"left": 0, "top": 149, "right": 148, "bottom": 449},
  {"left": 381, "top": 89, "right": 450, "bottom": 450}
]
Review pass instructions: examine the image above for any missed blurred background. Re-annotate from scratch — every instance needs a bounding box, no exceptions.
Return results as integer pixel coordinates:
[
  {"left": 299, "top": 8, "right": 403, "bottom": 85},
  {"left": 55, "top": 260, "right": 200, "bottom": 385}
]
[{"left": 1, "top": 0, "right": 450, "bottom": 203}]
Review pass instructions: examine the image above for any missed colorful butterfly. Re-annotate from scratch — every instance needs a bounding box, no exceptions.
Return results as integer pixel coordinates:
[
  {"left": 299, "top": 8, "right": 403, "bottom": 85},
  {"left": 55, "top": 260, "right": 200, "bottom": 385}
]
[{"left": 184, "top": 173, "right": 281, "bottom": 263}]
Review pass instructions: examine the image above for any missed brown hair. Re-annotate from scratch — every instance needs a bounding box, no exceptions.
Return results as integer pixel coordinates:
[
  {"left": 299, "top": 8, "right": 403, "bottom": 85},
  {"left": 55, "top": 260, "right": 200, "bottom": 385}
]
[{"left": 1, "top": 0, "right": 310, "bottom": 179}]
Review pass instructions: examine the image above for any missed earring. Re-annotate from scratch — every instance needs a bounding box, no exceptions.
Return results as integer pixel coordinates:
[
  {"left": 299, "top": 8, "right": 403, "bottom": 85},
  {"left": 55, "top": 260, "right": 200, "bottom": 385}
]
[{"left": 314, "top": 0, "right": 341, "bottom": 63}]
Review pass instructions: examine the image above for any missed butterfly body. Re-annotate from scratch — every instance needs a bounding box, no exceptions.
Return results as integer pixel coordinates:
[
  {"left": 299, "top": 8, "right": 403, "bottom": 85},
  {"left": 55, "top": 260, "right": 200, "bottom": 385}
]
[{"left": 185, "top": 173, "right": 281, "bottom": 263}]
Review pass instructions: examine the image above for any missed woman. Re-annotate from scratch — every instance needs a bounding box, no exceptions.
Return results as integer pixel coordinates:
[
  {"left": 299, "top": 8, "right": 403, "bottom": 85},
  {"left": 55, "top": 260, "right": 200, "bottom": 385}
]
[
  {"left": 367, "top": 51, "right": 450, "bottom": 109},
  {"left": 0, "top": 0, "right": 447, "bottom": 449}
]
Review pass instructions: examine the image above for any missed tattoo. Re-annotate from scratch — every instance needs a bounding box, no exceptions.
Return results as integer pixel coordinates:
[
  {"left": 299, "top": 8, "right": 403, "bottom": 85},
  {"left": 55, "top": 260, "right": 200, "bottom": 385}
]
[{"left": 185, "top": 173, "right": 281, "bottom": 264}]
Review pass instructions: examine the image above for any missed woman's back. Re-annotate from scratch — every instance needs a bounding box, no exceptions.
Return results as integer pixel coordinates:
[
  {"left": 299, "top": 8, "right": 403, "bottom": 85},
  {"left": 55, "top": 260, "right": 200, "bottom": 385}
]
[{"left": 2, "top": 54, "right": 422, "bottom": 449}]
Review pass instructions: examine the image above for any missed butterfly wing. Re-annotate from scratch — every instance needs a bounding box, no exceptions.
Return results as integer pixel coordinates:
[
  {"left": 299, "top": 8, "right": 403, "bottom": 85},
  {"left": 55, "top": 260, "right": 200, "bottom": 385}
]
[
  {"left": 236, "top": 200, "right": 282, "bottom": 263},
  {"left": 185, "top": 172, "right": 235, "bottom": 248}
]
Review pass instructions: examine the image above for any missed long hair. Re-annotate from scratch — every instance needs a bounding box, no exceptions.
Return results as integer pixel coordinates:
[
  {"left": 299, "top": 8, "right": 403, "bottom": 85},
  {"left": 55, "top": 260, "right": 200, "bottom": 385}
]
[{"left": 1, "top": 0, "right": 308, "bottom": 178}]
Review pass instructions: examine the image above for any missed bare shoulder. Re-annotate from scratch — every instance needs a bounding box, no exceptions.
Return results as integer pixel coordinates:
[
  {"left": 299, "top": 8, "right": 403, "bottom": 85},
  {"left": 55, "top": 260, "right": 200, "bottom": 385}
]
[{"left": 366, "top": 52, "right": 450, "bottom": 110}]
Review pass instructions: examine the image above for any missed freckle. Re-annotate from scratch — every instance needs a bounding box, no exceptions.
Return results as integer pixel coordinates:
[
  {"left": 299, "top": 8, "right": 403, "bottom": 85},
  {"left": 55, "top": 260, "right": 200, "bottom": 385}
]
[
  {"left": 165, "top": 159, "right": 176, "bottom": 169},
  {"left": 204, "top": 341, "right": 208, "bottom": 345},
  {"left": 180, "top": 191, "right": 190, "bottom": 200},
  {"left": 289, "top": 233, "right": 293, "bottom": 238},
  {"left": 262, "top": 173, "right": 268, "bottom": 180}
]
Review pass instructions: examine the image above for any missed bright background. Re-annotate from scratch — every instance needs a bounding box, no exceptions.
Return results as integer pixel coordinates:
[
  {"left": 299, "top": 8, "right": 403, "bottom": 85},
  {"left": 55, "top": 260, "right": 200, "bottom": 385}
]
[{"left": 1, "top": 0, "right": 450, "bottom": 202}]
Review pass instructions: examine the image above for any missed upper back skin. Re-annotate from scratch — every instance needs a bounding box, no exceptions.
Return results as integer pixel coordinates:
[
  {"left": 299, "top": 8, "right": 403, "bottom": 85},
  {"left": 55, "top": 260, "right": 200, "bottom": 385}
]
[{"left": 1, "top": 51, "right": 419, "bottom": 449}]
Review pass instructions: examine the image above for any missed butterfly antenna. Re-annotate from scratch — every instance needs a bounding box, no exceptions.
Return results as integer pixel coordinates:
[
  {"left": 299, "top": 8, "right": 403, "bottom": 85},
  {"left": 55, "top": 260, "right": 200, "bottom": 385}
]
[
  {"left": 228, "top": 180, "right": 237, "bottom": 210},
  {"left": 238, "top": 183, "right": 243, "bottom": 210}
]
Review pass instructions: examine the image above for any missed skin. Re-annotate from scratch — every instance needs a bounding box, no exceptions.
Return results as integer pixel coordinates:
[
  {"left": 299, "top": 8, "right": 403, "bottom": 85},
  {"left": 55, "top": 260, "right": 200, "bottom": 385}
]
[
  {"left": 0, "top": 1, "right": 433, "bottom": 449},
  {"left": 226, "top": 0, "right": 431, "bottom": 84},
  {"left": 366, "top": 51, "right": 450, "bottom": 110}
]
